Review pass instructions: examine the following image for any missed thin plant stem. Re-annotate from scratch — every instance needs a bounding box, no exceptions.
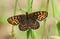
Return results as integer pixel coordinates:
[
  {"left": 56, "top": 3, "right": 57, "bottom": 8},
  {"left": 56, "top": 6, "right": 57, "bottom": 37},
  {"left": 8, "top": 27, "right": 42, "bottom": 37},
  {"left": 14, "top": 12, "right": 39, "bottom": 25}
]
[
  {"left": 40, "top": 19, "right": 46, "bottom": 39},
  {"left": 51, "top": 0, "right": 57, "bottom": 18},
  {"left": 31, "top": 30, "right": 37, "bottom": 39},
  {"left": 14, "top": 0, "right": 18, "bottom": 15},
  {"left": 11, "top": 0, "right": 18, "bottom": 39},
  {"left": 45, "top": 0, "right": 49, "bottom": 39},
  {"left": 47, "top": 25, "right": 50, "bottom": 39},
  {"left": 40, "top": 0, "right": 49, "bottom": 39},
  {"left": 39, "top": 0, "right": 44, "bottom": 10},
  {"left": 26, "top": 0, "right": 33, "bottom": 13},
  {"left": 46, "top": 0, "right": 49, "bottom": 11},
  {"left": 18, "top": 2, "right": 27, "bottom": 13},
  {"left": 51, "top": 0, "right": 55, "bottom": 17},
  {"left": 51, "top": 0, "right": 59, "bottom": 37},
  {"left": 27, "top": 29, "right": 32, "bottom": 39}
]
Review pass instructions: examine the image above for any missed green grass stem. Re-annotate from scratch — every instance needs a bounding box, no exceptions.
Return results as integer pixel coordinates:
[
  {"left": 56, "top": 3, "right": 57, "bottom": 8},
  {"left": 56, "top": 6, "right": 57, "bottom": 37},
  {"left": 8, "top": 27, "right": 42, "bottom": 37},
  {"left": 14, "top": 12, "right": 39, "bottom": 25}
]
[
  {"left": 13, "top": 0, "right": 18, "bottom": 15},
  {"left": 26, "top": 0, "right": 33, "bottom": 13},
  {"left": 51, "top": 0, "right": 57, "bottom": 18},
  {"left": 39, "top": 0, "right": 44, "bottom": 10},
  {"left": 46, "top": 0, "right": 49, "bottom": 39},
  {"left": 39, "top": 0, "right": 49, "bottom": 39},
  {"left": 18, "top": 2, "right": 27, "bottom": 13},
  {"left": 51, "top": 0, "right": 59, "bottom": 36},
  {"left": 10, "top": 0, "right": 18, "bottom": 39}
]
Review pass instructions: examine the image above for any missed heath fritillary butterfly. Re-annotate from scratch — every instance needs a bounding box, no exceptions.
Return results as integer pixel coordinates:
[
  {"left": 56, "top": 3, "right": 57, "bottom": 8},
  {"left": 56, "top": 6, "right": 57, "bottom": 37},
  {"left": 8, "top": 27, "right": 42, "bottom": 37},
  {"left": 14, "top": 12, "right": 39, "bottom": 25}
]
[{"left": 7, "top": 11, "right": 48, "bottom": 31}]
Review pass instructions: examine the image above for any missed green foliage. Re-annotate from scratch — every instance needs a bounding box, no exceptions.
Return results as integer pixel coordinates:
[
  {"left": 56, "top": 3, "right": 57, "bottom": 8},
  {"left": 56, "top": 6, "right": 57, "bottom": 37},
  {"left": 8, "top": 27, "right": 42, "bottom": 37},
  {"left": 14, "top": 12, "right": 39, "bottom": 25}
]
[
  {"left": 57, "top": 21, "right": 60, "bottom": 35},
  {"left": 0, "top": 0, "right": 7, "bottom": 25}
]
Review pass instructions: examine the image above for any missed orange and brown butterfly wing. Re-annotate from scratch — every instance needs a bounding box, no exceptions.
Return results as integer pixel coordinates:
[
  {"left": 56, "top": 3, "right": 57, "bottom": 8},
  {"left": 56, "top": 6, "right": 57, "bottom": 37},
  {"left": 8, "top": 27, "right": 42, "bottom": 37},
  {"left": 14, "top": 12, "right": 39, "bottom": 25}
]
[
  {"left": 28, "top": 19, "right": 40, "bottom": 30},
  {"left": 28, "top": 11, "right": 48, "bottom": 29},
  {"left": 29, "top": 11, "right": 48, "bottom": 21},
  {"left": 7, "top": 15, "right": 25, "bottom": 25},
  {"left": 7, "top": 15, "right": 28, "bottom": 31},
  {"left": 36, "top": 11, "right": 48, "bottom": 21},
  {"left": 18, "top": 21, "right": 28, "bottom": 31}
]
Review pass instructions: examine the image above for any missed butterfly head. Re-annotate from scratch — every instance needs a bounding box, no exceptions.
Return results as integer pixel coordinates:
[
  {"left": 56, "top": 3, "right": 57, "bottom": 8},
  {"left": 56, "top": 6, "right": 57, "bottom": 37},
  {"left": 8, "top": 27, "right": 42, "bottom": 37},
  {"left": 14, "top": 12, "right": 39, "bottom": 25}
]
[{"left": 26, "top": 12, "right": 28, "bottom": 15}]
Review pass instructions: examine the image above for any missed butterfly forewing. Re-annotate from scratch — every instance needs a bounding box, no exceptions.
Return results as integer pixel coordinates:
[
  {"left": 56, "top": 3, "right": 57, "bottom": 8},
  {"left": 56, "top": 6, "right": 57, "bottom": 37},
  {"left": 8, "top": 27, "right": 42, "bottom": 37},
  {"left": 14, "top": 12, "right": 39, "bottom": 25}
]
[
  {"left": 7, "top": 15, "right": 25, "bottom": 25},
  {"left": 29, "top": 11, "right": 48, "bottom": 21}
]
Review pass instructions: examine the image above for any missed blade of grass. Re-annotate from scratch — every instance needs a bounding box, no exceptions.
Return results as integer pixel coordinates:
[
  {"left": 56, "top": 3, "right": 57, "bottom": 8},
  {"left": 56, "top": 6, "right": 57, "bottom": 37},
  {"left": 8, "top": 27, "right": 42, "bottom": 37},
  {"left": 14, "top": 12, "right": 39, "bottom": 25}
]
[
  {"left": 39, "top": 0, "right": 44, "bottom": 10},
  {"left": 31, "top": 30, "right": 37, "bottom": 39},
  {"left": 46, "top": 0, "right": 50, "bottom": 39},
  {"left": 51, "top": 0, "right": 59, "bottom": 36},
  {"left": 47, "top": 0, "right": 58, "bottom": 39},
  {"left": 57, "top": 20, "right": 60, "bottom": 36},
  {"left": 27, "top": 29, "right": 32, "bottom": 39},
  {"left": 18, "top": 2, "right": 27, "bottom": 13},
  {"left": 10, "top": 0, "right": 18, "bottom": 39},
  {"left": 46, "top": 25, "right": 50, "bottom": 39},
  {"left": 26, "top": 0, "right": 33, "bottom": 13},
  {"left": 40, "top": 19, "right": 46, "bottom": 39},
  {"left": 39, "top": 0, "right": 49, "bottom": 39},
  {"left": 13, "top": 0, "right": 18, "bottom": 15},
  {"left": 27, "top": 29, "right": 37, "bottom": 39},
  {"left": 0, "top": 0, "right": 7, "bottom": 25},
  {"left": 51, "top": 0, "right": 57, "bottom": 18},
  {"left": 46, "top": 0, "right": 49, "bottom": 11}
]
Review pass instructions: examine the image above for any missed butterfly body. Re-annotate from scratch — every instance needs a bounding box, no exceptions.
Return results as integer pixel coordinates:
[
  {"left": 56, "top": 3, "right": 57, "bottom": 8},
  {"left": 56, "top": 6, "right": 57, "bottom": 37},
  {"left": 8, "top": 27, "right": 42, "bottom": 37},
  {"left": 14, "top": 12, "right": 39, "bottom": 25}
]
[{"left": 7, "top": 11, "right": 48, "bottom": 31}]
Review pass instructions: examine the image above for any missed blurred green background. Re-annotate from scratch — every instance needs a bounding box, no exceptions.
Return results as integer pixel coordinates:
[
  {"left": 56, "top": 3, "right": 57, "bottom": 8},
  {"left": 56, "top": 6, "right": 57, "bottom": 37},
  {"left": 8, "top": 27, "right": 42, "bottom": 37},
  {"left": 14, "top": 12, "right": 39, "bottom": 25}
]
[{"left": 0, "top": 0, "right": 60, "bottom": 39}]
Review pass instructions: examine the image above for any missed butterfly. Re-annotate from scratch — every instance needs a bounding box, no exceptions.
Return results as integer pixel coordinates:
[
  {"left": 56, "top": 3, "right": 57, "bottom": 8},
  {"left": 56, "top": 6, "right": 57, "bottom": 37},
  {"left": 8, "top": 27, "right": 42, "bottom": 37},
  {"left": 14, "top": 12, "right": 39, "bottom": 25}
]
[{"left": 7, "top": 11, "right": 48, "bottom": 31}]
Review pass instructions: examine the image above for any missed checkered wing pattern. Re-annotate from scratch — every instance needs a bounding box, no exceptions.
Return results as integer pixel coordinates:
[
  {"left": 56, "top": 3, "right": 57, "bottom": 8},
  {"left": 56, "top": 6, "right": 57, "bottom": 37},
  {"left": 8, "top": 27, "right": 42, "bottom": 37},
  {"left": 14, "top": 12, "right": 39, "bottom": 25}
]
[
  {"left": 7, "top": 15, "right": 25, "bottom": 25},
  {"left": 29, "top": 11, "right": 48, "bottom": 21},
  {"left": 7, "top": 11, "right": 48, "bottom": 31}
]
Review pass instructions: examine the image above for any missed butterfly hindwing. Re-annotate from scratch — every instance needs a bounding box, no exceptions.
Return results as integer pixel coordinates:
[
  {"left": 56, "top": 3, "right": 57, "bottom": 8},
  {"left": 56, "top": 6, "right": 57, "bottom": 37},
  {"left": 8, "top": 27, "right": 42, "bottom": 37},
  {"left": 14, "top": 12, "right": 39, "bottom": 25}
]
[
  {"left": 28, "top": 18, "right": 40, "bottom": 30},
  {"left": 18, "top": 22, "right": 28, "bottom": 31}
]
